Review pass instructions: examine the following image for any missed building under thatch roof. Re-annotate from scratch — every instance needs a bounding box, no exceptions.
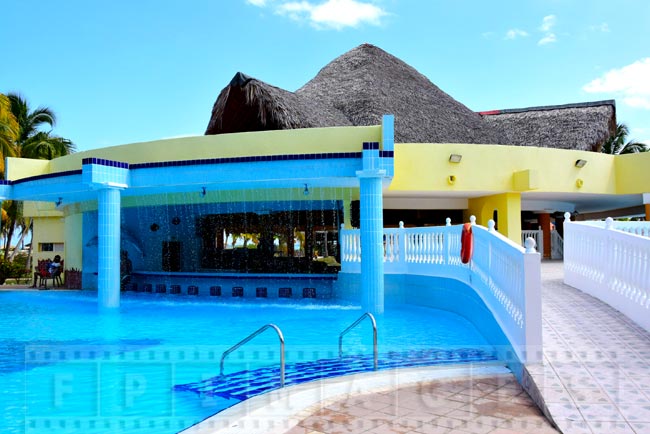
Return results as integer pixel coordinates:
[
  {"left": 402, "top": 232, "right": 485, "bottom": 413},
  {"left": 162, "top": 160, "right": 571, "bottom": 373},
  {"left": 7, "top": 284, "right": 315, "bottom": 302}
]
[
  {"left": 205, "top": 44, "right": 616, "bottom": 151},
  {"left": 480, "top": 101, "right": 616, "bottom": 152}
]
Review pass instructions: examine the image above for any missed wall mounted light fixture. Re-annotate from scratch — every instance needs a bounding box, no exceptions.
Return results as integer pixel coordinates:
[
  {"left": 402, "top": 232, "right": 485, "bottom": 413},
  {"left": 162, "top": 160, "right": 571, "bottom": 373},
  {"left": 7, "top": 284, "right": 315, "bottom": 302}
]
[
  {"left": 303, "top": 184, "right": 310, "bottom": 196},
  {"left": 55, "top": 197, "right": 63, "bottom": 207},
  {"left": 449, "top": 154, "right": 462, "bottom": 163},
  {"left": 575, "top": 159, "right": 587, "bottom": 168},
  {"left": 200, "top": 186, "right": 207, "bottom": 197}
]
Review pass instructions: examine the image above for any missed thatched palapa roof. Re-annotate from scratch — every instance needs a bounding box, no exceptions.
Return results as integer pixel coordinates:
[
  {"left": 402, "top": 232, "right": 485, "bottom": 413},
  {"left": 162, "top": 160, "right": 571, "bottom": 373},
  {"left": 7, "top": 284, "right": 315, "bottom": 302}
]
[
  {"left": 205, "top": 44, "right": 616, "bottom": 151},
  {"left": 480, "top": 101, "right": 616, "bottom": 152},
  {"left": 205, "top": 72, "right": 351, "bottom": 134},
  {"left": 296, "top": 44, "right": 502, "bottom": 144}
]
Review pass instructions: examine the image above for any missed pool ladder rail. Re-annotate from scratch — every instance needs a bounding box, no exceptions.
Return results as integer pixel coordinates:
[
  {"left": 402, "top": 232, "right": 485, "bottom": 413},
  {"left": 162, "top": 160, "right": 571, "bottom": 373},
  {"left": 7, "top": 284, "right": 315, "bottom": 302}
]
[
  {"left": 339, "top": 312, "right": 378, "bottom": 371},
  {"left": 219, "top": 323, "right": 286, "bottom": 387},
  {"left": 218, "top": 312, "right": 377, "bottom": 391}
]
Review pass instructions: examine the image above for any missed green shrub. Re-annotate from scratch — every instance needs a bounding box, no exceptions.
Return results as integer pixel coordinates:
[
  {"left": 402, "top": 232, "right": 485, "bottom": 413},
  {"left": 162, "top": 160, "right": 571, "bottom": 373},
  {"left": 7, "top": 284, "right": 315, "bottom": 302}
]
[{"left": 0, "top": 257, "right": 31, "bottom": 285}]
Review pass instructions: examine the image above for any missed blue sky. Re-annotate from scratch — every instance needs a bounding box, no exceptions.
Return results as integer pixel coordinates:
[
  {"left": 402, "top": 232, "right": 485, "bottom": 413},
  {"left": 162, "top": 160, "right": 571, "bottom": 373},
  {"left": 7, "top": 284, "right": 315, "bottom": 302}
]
[{"left": 2, "top": 0, "right": 649, "bottom": 151}]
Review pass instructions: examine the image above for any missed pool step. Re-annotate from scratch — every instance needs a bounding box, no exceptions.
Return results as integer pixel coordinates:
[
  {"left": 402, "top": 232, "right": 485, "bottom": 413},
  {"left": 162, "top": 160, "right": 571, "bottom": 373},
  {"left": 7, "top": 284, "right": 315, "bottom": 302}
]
[{"left": 174, "top": 348, "right": 497, "bottom": 401}]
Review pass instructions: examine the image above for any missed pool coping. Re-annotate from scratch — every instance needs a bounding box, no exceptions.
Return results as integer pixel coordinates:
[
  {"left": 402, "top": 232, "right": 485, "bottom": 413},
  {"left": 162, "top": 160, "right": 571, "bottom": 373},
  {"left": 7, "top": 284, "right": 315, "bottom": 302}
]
[{"left": 179, "top": 362, "right": 510, "bottom": 434}]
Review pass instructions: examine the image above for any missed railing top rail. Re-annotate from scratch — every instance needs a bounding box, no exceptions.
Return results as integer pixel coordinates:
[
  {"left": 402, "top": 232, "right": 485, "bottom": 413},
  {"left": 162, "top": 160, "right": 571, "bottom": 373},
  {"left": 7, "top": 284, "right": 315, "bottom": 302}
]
[
  {"left": 220, "top": 323, "right": 285, "bottom": 385},
  {"left": 473, "top": 223, "right": 527, "bottom": 253}
]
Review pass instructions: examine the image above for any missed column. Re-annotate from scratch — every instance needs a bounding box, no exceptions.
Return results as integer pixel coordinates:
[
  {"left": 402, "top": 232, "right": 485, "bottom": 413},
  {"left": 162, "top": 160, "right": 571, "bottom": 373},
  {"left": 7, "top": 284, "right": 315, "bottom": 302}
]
[
  {"left": 97, "top": 187, "right": 121, "bottom": 308},
  {"left": 538, "top": 213, "right": 552, "bottom": 259},
  {"left": 358, "top": 142, "right": 386, "bottom": 315}
]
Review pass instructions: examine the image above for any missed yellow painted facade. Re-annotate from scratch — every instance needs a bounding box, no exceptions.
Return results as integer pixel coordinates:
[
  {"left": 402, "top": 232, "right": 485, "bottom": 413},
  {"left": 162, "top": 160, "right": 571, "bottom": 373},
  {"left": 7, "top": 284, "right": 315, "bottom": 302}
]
[
  {"left": 31, "top": 215, "right": 65, "bottom": 269},
  {"left": 6, "top": 125, "right": 382, "bottom": 180},
  {"left": 614, "top": 151, "right": 650, "bottom": 194},
  {"left": 467, "top": 193, "right": 522, "bottom": 243},
  {"left": 389, "top": 143, "right": 618, "bottom": 194},
  {"left": 64, "top": 213, "right": 83, "bottom": 270}
]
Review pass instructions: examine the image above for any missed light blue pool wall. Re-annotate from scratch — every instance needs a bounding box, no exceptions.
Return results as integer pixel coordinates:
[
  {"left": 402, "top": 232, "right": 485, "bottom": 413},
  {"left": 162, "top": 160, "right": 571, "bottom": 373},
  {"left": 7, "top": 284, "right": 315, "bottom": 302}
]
[{"left": 334, "top": 272, "right": 518, "bottom": 373}]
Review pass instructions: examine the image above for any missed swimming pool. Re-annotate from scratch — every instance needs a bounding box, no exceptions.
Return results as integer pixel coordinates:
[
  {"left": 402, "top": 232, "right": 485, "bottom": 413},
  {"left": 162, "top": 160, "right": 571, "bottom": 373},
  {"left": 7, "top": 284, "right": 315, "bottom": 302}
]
[{"left": 0, "top": 290, "right": 496, "bottom": 434}]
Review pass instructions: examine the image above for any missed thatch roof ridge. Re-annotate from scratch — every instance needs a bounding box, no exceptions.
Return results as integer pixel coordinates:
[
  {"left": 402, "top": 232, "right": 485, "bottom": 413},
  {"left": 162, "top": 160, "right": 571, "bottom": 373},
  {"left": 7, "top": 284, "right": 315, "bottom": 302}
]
[
  {"left": 296, "top": 43, "right": 504, "bottom": 144},
  {"left": 479, "top": 99, "right": 616, "bottom": 116},
  {"left": 481, "top": 102, "right": 616, "bottom": 152}
]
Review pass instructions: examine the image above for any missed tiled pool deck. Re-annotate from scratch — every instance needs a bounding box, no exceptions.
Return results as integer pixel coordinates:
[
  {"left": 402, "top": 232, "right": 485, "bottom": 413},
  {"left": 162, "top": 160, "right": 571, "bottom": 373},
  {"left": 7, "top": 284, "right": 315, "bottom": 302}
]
[{"left": 525, "top": 261, "right": 650, "bottom": 434}]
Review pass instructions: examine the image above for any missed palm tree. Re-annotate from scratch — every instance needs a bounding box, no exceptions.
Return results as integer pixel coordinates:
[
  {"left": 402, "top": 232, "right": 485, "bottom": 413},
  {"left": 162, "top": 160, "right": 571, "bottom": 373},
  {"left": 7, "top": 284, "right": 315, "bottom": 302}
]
[
  {"left": 7, "top": 93, "right": 75, "bottom": 158},
  {"left": 0, "top": 93, "right": 19, "bottom": 177},
  {"left": 2, "top": 93, "right": 75, "bottom": 259},
  {"left": 601, "top": 123, "right": 647, "bottom": 155}
]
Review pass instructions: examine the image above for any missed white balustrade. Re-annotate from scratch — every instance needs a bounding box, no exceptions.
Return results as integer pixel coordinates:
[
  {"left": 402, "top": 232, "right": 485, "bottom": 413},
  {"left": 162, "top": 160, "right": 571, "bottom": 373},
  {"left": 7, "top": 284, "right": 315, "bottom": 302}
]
[
  {"left": 522, "top": 227, "right": 543, "bottom": 252},
  {"left": 564, "top": 216, "right": 650, "bottom": 331},
  {"left": 338, "top": 217, "right": 542, "bottom": 363}
]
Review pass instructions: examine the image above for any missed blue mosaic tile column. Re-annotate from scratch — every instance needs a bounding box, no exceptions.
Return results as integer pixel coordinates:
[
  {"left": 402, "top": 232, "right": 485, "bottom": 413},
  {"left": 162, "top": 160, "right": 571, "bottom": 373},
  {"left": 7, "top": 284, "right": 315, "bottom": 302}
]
[
  {"left": 358, "top": 142, "right": 386, "bottom": 314},
  {"left": 82, "top": 158, "right": 130, "bottom": 309},
  {"left": 98, "top": 187, "right": 121, "bottom": 308}
]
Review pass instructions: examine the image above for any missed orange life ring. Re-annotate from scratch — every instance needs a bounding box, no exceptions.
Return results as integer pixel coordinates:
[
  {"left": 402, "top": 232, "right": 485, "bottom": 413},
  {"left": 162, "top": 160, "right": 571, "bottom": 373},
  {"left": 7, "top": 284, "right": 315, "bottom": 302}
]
[{"left": 460, "top": 223, "right": 474, "bottom": 264}]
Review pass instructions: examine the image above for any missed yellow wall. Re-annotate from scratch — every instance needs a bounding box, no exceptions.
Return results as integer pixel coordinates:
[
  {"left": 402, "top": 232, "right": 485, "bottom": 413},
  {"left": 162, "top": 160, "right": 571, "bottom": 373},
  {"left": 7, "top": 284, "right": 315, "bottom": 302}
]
[
  {"left": 22, "top": 201, "right": 64, "bottom": 218},
  {"left": 5, "top": 158, "right": 51, "bottom": 182},
  {"left": 64, "top": 213, "right": 83, "bottom": 270},
  {"left": 467, "top": 193, "right": 522, "bottom": 243},
  {"left": 391, "top": 143, "right": 617, "bottom": 194},
  {"left": 31, "top": 216, "right": 65, "bottom": 271},
  {"left": 614, "top": 151, "right": 650, "bottom": 194},
  {"left": 4, "top": 126, "right": 381, "bottom": 179}
]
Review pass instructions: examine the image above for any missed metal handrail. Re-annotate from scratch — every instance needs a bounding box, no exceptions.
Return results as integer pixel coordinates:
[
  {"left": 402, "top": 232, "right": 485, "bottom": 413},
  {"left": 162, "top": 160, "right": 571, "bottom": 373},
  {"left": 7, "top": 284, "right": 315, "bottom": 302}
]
[
  {"left": 338, "top": 312, "right": 378, "bottom": 370},
  {"left": 220, "top": 323, "right": 285, "bottom": 387}
]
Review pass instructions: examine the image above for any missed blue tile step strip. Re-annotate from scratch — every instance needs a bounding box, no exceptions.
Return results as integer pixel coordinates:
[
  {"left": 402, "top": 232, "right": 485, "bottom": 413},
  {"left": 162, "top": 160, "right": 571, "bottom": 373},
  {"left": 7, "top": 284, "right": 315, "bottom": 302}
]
[{"left": 174, "top": 348, "right": 497, "bottom": 401}]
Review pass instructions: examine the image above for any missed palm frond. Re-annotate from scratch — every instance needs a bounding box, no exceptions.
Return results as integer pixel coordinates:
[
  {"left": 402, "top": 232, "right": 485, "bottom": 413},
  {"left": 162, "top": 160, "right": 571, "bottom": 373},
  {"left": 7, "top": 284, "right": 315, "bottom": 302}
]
[
  {"left": 21, "top": 131, "right": 75, "bottom": 159},
  {"left": 601, "top": 122, "right": 648, "bottom": 155}
]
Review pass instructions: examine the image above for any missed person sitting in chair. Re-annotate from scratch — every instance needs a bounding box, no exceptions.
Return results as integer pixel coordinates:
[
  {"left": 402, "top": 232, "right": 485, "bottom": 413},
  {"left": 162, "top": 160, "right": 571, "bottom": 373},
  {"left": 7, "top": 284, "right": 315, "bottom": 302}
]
[
  {"left": 48, "top": 255, "right": 62, "bottom": 276},
  {"left": 30, "top": 255, "right": 62, "bottom": 288}
]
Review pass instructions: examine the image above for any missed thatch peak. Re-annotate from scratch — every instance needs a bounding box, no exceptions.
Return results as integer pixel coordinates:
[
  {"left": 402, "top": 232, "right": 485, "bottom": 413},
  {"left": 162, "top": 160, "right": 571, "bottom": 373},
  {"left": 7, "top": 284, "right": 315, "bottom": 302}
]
[
  {"left": 229, "top": 72, "right": 254, "bottom": 87},
  {"left": 297, "top": 43, "right": 503, "bottom": 144},
  {"left": 204, "top": 70, "right": 351, "bottom": 135}
]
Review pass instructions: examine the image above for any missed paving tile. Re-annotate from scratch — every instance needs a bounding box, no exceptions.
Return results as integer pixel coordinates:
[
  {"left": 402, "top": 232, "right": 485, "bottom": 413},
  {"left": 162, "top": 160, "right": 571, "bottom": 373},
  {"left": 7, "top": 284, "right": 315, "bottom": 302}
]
[
  {"left": 552, "top": 418, "right": 594, "bottom": 433},
  {"left": 566, "top": 387, "right": 612, "bottom": 404},
  {"left": 605, "top": 388, "right": 650, "bottom": 405},
  {"left": 587, "top": 421, "right": 636, "bottom": 433},
  {"left": 618, "top": 404, "right": 650, "bottom": 423},
  {"left": 628, "top": 421, "right": 650, "bottom": 433},
  {"left": 577, "top": 403, "right": 627, "bottom": 422},
  {"left": 411, "top": 423, "right": 452, "bottom": 434}
]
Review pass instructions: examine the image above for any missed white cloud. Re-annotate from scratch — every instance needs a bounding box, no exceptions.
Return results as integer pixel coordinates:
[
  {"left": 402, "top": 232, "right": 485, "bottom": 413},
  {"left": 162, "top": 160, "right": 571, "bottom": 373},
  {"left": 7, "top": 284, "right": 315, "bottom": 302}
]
[
  {"left": 250, "top": 0, "right": 386, "bottom": 29},
  {"left": 538, "top": 33, "right": 556, "bottom": 45},
  {"left": 277, "top": 0, "right": 386, "bottom": 29},
  {"left": 537, "top": 14, "right": 557, "bottom": 45},
  {"left": 505, "top": 29, "right": 528, "bottom": 40},
  {"left": 540, "top": 15, "right": 556, "bottom": 32},
  {"left": 623, "top": 96, "right": 650, "bottom": 110},
  {"left": 583, "top": 58, "right": 650, "bottom": 110},
  {"left": 590, "top": 22, "right": 610, "bottom": 32}
]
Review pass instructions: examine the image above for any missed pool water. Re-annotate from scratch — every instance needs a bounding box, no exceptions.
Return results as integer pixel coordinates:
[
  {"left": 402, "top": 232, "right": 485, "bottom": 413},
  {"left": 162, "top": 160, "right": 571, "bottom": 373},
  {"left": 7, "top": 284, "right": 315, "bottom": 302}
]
[{"left": 0, "top": 290, "right": 495, "bottom": 434}]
